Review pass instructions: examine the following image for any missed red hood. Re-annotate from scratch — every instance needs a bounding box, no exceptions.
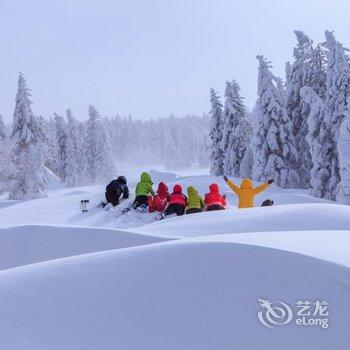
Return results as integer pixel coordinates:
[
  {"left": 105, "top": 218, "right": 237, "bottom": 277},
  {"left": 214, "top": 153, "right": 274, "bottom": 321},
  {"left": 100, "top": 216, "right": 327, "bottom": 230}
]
[
  {"left": 173, "top": 184, "right": 182, "bottom": 194},
  {"left": 157, "top": 182, "right": 169, "bottom": 197},
  {"left": 209, "top": 183, "right": 219, "bottom": 193}
]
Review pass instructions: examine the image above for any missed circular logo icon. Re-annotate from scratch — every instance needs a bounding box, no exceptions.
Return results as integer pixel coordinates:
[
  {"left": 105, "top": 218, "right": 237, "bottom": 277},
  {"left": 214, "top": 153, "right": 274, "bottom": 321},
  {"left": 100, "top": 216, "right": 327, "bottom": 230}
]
[{"left": 257, "top": 298, "right": 293, "bottom": 328}]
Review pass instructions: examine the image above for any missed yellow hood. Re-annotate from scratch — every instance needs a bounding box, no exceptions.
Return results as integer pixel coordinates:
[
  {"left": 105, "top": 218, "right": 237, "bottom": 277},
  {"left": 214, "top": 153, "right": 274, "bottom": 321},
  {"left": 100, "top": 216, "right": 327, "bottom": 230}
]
[{"left": 241, "top": 178, "right": 253, "bottom": 189}]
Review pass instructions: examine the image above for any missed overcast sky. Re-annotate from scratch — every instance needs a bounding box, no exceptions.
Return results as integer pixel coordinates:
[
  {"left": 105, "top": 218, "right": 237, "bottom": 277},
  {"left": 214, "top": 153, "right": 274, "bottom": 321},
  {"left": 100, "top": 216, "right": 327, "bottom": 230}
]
[{"left": 1, "top": 0, "right": 349, "bottom": 122}]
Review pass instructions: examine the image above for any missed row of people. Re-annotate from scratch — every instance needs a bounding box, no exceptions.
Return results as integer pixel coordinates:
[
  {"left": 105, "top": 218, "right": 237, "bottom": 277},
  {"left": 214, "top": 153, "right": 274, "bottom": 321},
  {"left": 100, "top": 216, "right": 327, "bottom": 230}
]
[{"left": 104, "top": 172, "right": 273, "bottom": 215}]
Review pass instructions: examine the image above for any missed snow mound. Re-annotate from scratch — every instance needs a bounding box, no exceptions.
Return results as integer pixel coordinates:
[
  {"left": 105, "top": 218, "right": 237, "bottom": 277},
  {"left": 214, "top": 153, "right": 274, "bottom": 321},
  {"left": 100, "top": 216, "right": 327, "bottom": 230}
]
[
  {"left": 186, "top": 230, "right": 350, "bottom": 268},
  {"left": 131, "top": 203, "right": 350, "bottom": 238},
  {"left": 0, "top": 239, "right": 349, "bottom": 350},
  {"left": 148, "top": 169, "right": 179, "bottom": 183},
  {"left": 0, "top": 225, "right": 169, "bottom": 270}
]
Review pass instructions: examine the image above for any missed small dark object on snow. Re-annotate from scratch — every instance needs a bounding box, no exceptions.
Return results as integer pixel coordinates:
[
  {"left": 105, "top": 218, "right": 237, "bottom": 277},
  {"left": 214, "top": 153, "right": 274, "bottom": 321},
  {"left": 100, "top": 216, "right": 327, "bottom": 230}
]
[
  {"left": 122, "top": 206, "right": 131, "bottom": 214},
  {"left": 80, "top": 199, "right": 90, "bottom": 212},
  {"left": 261, "top": 199, "right": 274, "bottom": 207}
]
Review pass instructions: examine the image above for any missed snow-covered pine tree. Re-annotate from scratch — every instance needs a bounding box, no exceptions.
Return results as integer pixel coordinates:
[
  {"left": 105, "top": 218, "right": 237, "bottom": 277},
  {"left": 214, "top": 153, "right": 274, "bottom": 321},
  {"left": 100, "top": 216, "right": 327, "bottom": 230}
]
[
  {"left": 9, "top": 73, "right": 47, "bottom": 199},
  {"left": 285, "top": 31, "right": 325, "bottom": 188},
  {"left": 0, "top": 114, "right": 6, "bottom": 140},
  {"left": 252, "top": 55, "right": 299, "bottom": 188},
  {"left": 238, "top": 110, "right": 254, "bottom": 178},
  {"left": 310, "top": 43, "right": 327, "bottom": 99},
  {"left": 323, "top": 31, "right": 350, "bottom": 200},
  {"left": 65, "top": 109, "right": 81, "bottom": 187},
  {"left": 54, "top": 113, "right": 68, "bottom": 182},
  {"left": 209, "top": 88, "right": 224, "bottom": 176},
  {"left": 0, "top": 114, "right": 14, "bottom": 194},
  {"left": 300, "top": 86, "right": 332, "bottom": 199},
  {"left": 221, "top": 80, "right": 251, "bottom": 177},
  {"left": 86, "top": 105, "right": 115, "bottom": 184},
  {"left": 337, "top": 111, "right": 350, "bottom": 203}
]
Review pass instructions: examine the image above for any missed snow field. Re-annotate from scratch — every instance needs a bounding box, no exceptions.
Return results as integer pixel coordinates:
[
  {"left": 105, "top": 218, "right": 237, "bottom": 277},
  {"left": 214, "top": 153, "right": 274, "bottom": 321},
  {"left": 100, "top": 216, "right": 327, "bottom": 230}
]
[{"left": 1, "top": 170, "right": 350, "bottom": 349}]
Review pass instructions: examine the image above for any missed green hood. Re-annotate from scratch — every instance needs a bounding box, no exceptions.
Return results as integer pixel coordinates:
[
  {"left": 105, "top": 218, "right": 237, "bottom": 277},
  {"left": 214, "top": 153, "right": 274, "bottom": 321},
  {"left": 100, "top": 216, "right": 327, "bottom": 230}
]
[
  {"left": 186, "top": 186, "right": 204, "bottom": 209},
  {"left": 140, "top": 172, "right": 152, "bottom": 184},
  {"left": 187, "top": 186, "right": 198, "bottom": 196},
  {"left": 135, "top": 172, "right": 154, "bottom": 196}
]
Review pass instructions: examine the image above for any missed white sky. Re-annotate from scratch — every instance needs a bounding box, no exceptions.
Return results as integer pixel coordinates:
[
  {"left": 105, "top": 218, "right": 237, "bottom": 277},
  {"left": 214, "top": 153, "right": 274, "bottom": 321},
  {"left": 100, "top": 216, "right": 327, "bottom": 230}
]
[{"left": 1, "top": 0, "right": 349, "bottom": 122}]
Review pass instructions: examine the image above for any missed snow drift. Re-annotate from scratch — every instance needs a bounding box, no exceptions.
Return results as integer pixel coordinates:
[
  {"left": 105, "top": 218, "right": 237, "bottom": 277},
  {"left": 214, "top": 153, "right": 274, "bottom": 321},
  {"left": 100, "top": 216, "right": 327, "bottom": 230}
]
[
  {"left": 0, "top": 239, "right": 349, "bottom": 350},
  {"left": 0, "top": 225, "right": 169, "bottom": 270}
]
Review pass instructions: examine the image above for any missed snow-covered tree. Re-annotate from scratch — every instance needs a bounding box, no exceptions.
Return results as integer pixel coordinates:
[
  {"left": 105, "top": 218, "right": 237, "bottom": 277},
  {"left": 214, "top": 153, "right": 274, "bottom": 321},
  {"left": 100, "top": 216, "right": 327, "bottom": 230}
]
[
  {"left": 54, "top": 113, "right": 68, "bottom": 182},
  {"left": 239, "top": 145, "right": 253, "bottom": 178},
  {"left": 310, "top": 43, "right": 327, "bottom": 99},
  {"left": 9, "top": 73, "right": 47, "bottom": 199},
  {"left": 65, "top": 109, "right": 81, "bottom": 187},
  {"left": 285, "top": 31, "right": 327, "bottom": 188},
  {"left": 253, "top": 55, "right": 299, "bottom": 188},
  {"left": 209, "top": 88, "right": 224, "bottom": 176},
  {"left": 86, "top": 105, "right": 115, "bottom": 183},
  {"left": 323, "top": 30, "right": 350, "bottom": 200},
  {"left": 221, "top": 80, "right": 251, "bottom": 177},
  {"left": 337, "top": 112, "right": 350, "bottom": 203},
  {"left": 300, "top": 86, "right": 332, "bottom": 198},
  {"left": 0, "top": 115, "right": 14, "bottom": 194},
  {"left": 0, "top": 114, "right": 6, "bottom": 140}
]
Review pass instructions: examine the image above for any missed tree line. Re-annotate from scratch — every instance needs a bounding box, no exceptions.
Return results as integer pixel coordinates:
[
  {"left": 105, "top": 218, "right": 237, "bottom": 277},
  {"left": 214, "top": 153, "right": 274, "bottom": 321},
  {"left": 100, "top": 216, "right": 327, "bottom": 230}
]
[{"left": 0, "top": 74, "right": 209, "bottom": 199}]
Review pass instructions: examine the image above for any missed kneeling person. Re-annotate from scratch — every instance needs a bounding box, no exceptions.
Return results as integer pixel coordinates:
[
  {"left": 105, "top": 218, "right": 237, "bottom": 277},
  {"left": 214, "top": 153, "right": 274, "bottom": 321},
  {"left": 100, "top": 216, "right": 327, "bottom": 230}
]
[
  {"left": 133, "top": 172, "right": 155, "bottom": 211},
  {"left": 164, "top": 184, "right": 187, "bottom": 216},
  {"left": 204, "top": 183, "right": 226, "bottom": 211},
  {"left": 105, "top": 176, "right": 129, "bottom": 207},
  {"left": 186, "top": 186, "right": 204, "bottom": 214},
  {"left": 149, "top": 182, "right": 169, "bottom": 212}
]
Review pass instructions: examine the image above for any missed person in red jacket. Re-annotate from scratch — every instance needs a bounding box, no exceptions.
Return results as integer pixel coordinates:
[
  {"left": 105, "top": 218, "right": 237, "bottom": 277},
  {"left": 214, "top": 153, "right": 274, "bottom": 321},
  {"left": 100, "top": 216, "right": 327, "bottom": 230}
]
[
  {"left": 204, "top": 183, "right": 226, "bottom": 211},
  {"left": 148, "top": 182, "right": 169, "bottom": 212},
  {"left": 163, "top": 184, "right": 187, "bottom": 217}
]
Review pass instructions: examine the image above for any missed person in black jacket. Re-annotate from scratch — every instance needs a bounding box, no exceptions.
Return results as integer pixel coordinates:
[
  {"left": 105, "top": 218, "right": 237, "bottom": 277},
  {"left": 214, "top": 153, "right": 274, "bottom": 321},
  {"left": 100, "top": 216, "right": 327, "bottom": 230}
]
[{"left": 105, "top": 176, "right": 129, "bottom": 207}]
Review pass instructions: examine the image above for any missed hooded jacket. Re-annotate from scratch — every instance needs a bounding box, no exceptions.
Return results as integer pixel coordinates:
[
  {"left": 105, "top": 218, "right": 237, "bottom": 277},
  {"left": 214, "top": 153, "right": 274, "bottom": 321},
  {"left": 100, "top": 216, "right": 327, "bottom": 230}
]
[
  {"left": 225, "top": 177, "right": 269, "bottom": 208},
  {"left": 204, "top": 183, "right": 226, "bottom": 208},
  {"left": 168, "top": 184, "right": 187, "bottom": 206},
  {"left": 135, "top": 172, "right": 155, "bottom": 196},
  {"left": 148, "top": 182, "right": 169, "bottom": 212},
  {"left": 157, "top": 182, "right": 169, "bottom": 199},
  {"left": 106, "top": 178, "right": 129, "bottom": 199},
  {"left": 186, "top": 186, "right": 204, "bottom": 209}
]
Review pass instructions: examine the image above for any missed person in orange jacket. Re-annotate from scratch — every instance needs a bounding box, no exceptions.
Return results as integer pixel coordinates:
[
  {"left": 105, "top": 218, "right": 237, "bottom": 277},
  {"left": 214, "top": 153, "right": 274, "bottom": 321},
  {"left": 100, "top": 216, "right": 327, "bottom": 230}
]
[{"left": 223, "top": 176, "right": 273, "bottom": 208}]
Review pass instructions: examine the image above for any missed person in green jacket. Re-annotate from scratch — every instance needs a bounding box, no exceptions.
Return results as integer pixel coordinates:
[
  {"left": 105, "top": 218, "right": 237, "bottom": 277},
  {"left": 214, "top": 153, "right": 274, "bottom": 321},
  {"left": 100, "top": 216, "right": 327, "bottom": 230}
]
[
  {"left": 186, "top": 186, "right": 204, "bottom": 214},
  {"left": 132, "top": 172, "right": 155, "bottom": 211}
]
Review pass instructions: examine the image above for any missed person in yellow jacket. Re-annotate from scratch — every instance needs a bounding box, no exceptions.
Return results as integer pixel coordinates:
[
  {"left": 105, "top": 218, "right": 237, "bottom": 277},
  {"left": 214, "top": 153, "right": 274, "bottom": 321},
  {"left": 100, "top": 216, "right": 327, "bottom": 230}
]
[{"left": 223, "top": 176, "right": 273, "bottom": 209}]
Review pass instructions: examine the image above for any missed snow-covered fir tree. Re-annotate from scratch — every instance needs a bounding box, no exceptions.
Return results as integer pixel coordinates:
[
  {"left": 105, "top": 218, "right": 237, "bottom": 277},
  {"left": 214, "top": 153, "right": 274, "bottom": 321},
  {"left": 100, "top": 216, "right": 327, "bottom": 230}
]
[
  {"left": 310, "top": 43, "right": 327, "bottom": 99},
  {"left": 239, "top": 110, "right": 254, "bottom": 178},
  {"left": 0, "top": 115, "right": 14, "bottom": 194},
  {"left": 54, "top": 113, "right": 68, "bottom": 182},
  {"left": 221, "top": 80, "right": 251, "bottom": 177},
  {"left": 0, "top": 114, "right": 6, "bottom": 140},
  {"left": 209, "top": 88, "right": 224, "bottom": 176},
  {"left": 300, "top": 86, "right": 332, "bottom": 199},
  {"left": 337, "top": 111, "right": 350, "bottom": 204},
  {"left": 85, "top": 105, "right": 115, "bottom": 184},
  {"left": 323, "top": 30, "right": 350, "bottom": 200},
  {"left": 285, "top": 31, "right": 326, "bottom": 188},
  {"left": 65, "top": 109, "right": 81, "bottom": 187},
  {"left": 253, "top": 55, "right": 299, "bottom": 188},
  {"left": 9, "top": 73, "right": 47, "bottom": 199}
]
